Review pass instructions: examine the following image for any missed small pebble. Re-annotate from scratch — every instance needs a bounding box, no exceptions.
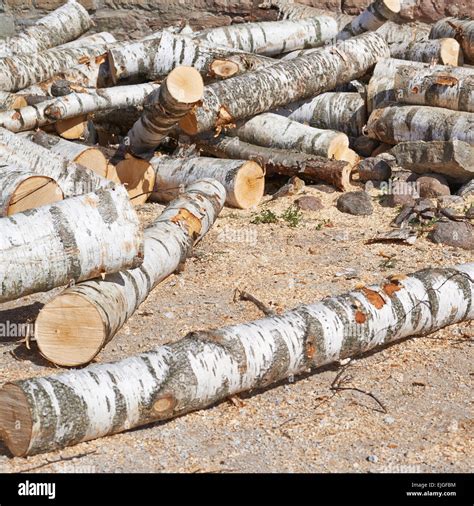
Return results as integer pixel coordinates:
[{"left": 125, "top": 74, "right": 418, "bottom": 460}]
[
  {"left": 367, "top": 455, "right": 378, "bottom": 463},
  {"left": 384, "top": 416, "right": 395, "bottom": 425}
]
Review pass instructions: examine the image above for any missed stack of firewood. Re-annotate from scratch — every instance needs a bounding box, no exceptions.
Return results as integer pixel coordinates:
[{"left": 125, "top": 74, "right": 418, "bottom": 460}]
[{"left": 0, "top": 0, "right": 472, "bottom": 457}]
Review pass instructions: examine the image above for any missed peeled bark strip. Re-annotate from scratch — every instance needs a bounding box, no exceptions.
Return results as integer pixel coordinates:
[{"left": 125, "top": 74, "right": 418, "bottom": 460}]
[
  {"left": 149, "top": 156, "right": 264, "bottom": 209},
  {"left": 180, "top": 32, "right": 390, "bottom": 135},
  {"left": 0, "top": 185, "right": 143, "bottom": 304},
  {"left": 0, "top": 0, "right": 91, "bottom": 58},
  {"left": 2, "top": 263, "right": 472, "bottom": 456},
  {"left": 389, "top": 38, "right": 462, "bottom": 66},
  {"left": 0, "top": 128, "right": 112, "bottom": 198},
  {"left": 389, "top": 140, "right": 474, "bottom": 183},
  {"left": 430, "top": 18, "right": 474, "bottom": 64},
  {"left": 126, "top": 67, "right": 204, "bottom": 156},
  {"left": 34, "top": 179, "right": 225, "bottom": 368},
  {"left": 233, "top": 113, "right": 349, "bottom": 160},
  {"left": 192, "top": 16, "right": 338, "bottom": 56},
  {"left": 393, "top": 65, "right": 474, "bottom": 113},
  {"left": 337, "top": 0, "right": 401, "bottom": 41},
  {"left": 365, "top": 105, "right": 474, "bottom": 145},
  {"left": 198, "top": 135, "right": 353, "bottom": 190},
  {"left": 109, "top": 32, "right": 273, "bottom": 84},
  {"left": 0, "top": 166, "right": 63, "bottom": 217}
]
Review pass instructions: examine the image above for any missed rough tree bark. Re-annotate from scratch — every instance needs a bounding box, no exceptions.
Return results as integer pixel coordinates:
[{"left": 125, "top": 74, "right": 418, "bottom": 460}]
[
  {"left": 393, "top": 65, "right": 474, "bottom": 113},
  {"left": 365, "top": 105, "right": 474, "bottom": 145},
  {"left": 1, "top": 263, "right": 472, "bottom": 456},
  {"left": 376, "top": 20, "right": 430, "bottom": 45},
  {"left": 430, "top": 18, "right": 474, "bottom": 64},
  {"left": 34, "top": 179, "right": 226, "bottom": 368},
  {"left": 180, "top": 32, "right": 390, "bottom": 135},
  {"left": 0, "top": 0, "right": 91, "bottom": 58},
  {"left": 357, "top": 153, "right": 395, "bottom": 182},
  {"left": 389, "top": 140, "right": 474, "bottom": 183},
  {"left": 57, "top": 32, "right": 117, "bottom": 51},
  {"left": 232, "top": 113, "right": 350, "bottom": 160},
  {"left": 0, "top": 185, "right": 143, "bottom": 304},
  {"left": 389, "top": 38, "right": 462, "bottom": 66},
  {"left": 149, "top": 156, "right": 264, "bottom": 209},
  {"left": 197, "top": 135, "right": 353, "bottom": 190},
  {"left": 192, "top": 16, "right": 338, "bottom": 56},
  {"left": 126, "top": 67, "right": 204, "bottom": 156}
]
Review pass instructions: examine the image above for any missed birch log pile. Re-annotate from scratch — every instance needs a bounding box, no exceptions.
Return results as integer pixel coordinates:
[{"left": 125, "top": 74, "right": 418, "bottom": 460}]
[
  {"left": 0, "top": 185, "right": 143, "bottom": 304},
  {"left": 393, "top": 65, "right": 474, "bottom": 113},
  {"left": 197, "top": 136, "right": 353, "bottom": 191},
  {"left": 180, "top": 32, "right": 390, "bottom": 134},
  {"left": 0, "top": 0, "right": 91, "bottom": 58},
  {"left": 114, "top": 155, "right": 156, "bottom": 205},
  {"left": 35, "top": 179, "right": 225, "bottom": 367},
  {"left": 365, "top": 105, "right": 474, "bottom": 145},
  {"left": 430, "top": 18, "right": 474, "bottom": 64},
  {"left": 1, "top": 263, "right": 472, "bottom": 456},
  {"left": 389, "top": 38, "right": 462, "bottom": 66},
  {"left": 149, "top": 156, "right": 264, "bottom": 208}
]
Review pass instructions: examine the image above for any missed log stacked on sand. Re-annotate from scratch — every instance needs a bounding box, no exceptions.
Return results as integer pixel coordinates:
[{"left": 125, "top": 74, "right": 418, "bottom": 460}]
[
  {"left": 0, "top": 0, "right": 91, "bottom": 58},
  {"left": 192, "top": 16, "right": 338, "bottom": 56},
  {"left": 393, "top": 65, "right": 474, "bottom": 113},
  {"left": 365, "top": 105, "right": 474, "bottom": 145},
  {"left": 430, "top": 18, "right": 474, "bottom": 64},
  {"left": 2, "top": 263, "right": 472, "bottom": 456},
  {"left": 389, "top": 38, "right": 462, "bottom": 66},
  {"left": 198, "top": 136, "right": 353, "bottom": 191},
  {"left": 35, "top": 179, "right": 225, "bottom": 368},
  {"left": 336, "top": 0, "right": 401, "bottom": 41},
  {"left": 149, "top": 156, "right": 264, "bottom": 209},
  {"left": 0, "top": 185, "right": 143, "bottom": 304},
  {"left": 126, "top": 67, "right": 204, "bottom": 156},
  {"left": 390, "top": 140, "right": 474, "bottom": 183},
  {"left": 0, "top": 167, "right": 63, "bottom": 217},
  {"left": 180, "top": 32, "right": 390, "bottom": 135}
]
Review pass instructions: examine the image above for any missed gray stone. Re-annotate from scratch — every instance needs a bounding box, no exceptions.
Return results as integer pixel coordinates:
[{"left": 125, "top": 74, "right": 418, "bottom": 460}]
[
  {"left": 437, "top": 195, "right": 464, "bottom": 207},
  {"left": 383, "top": 416, "right": 395, "bottom": 425},
  {"left": 367, "top": 455, "right": 379, "bottom": 463},
  {"left": 295, "top": 195, "right": 324, "bottom": 211},
  {"left": 457, "top": 179, "right": 474, "bottom": 198},
  {"left": 428, "top": 222, "right": 474, "bottom": 250},
  {"left": 310, "top": 184, "right": 336, "bottom": 194},
  {"left": 380, "top": 180, "right": 420, "bottom": 208},
  {"left": 417, "top": 174, "right": 451, "bottom": 198},
  {"left": 336, "top": 191, "right": 373, "bottom": 216}
]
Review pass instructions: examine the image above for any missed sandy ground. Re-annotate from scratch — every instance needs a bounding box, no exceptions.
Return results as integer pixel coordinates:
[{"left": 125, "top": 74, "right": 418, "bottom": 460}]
[{"left": 0, "top": 182, "right": 472, "bottom": 473}]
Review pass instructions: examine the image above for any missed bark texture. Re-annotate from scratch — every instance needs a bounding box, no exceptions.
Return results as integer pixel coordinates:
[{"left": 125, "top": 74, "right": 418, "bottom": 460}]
[
  {"left": 180, "top": 32, "right": 390, "bottom": 134},
  {"left": 0, "top": 185, "right": 143, "bottom": 304},
  {"left": 376, "top": 21, "right": 430, "bottom": 45},
  {"left": 2, "top": 263, "right": 472, "bottom": 456},
  {"left": 357, "top": 153, "right": 395, "bottom": 182},
  {"left": 365, "top": 105, "right": 474, "bottom": 145},
  {"left": 389, "top": 38, "right": 462, "bottom": 66},
  {"left": 430, "top": 18, "right": 474, "bottom": 64}
]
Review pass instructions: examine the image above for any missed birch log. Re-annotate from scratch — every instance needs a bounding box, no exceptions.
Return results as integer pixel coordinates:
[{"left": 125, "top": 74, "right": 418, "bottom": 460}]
[
  {"left": 108, "top": 32, "right": 274, "bottom": 83},
  {"left": 365, "top": 105, "right": 474, "bottom": 145},
  {"left": 35, "top": 179, "right": 225, "bottom": 367},
  {"left": 336, "top": 0, "right": 401, "bottom": 41},
  {"left": 180, "top": 32, "right": 390, "bottom": 135},
  {"left": 192, "top": 16, "right": 338, "bottom": 56},
  {"left": 389, "top": 38, "right": 462, "bottom": 66},
  {"left": 0, "top": 128, "right": 112, "bottom": 197},
  {"left": 0, "top": 0, "right": 91, "bottom": 58},
  {"left": 389, "top": 140, "right": 474, "bottom": 183},
  {"left": 126, "top": 67, "right": 204, "bottom": 156},
  {"left": 376, "top": 21, "right": 430, "bottom": 45},
  {"left": 430, "top": 18, "right": 474, "bottom": 64},
  {"left": 2, "top": 263, "right": 473, "bottom": 456},
  {"left": 232, "top": 113, "right": 349, "bottom": 160},
  {"left": 393, "top": 65, "right": 474, "bottom": 113},
  {"left": 198, "top": 136, "right": 353, "bottom": 190},
  {"left": 0, "top": 166, "right": 63, "bottom": 216},
  {"left": 58, "top": 32, "right": 117, "bottom": 51},
  {"left": 0, "top": 185, "right": 143, "bottom": 304},
  {"left": 149, "top": 156, "right": 264, "bottom": 208}
]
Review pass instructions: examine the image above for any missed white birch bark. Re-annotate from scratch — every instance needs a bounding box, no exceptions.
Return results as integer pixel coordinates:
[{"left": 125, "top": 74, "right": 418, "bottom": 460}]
[
  {"left": 150, "top": 156, "right": 264, "bottom": 208},
  {"left": 376, "top": 21, "right": 430, "bottom": 45},
  {"left": 108, "top": 32, "right": 274, "bottom": 84},
  {"left": 180, "top": 32, "right": 390, "bottom": 135},
  {"left": 57, "top": 32, "right": 117, "bottom": 51},
  {"left": 34, "top": 179, "right": 225, "bottom": 368},
  {"left": 337, "top": 0, "right": 401, "bottom": 41},
  {"left": 2, "top": 263, "right": 472, "bottom": 456},
  {"left": 0, "top": 0, "right": 91, "bottom": 58},
  {"left": 0, "top": 185, "right": 143, "bottom": 304},
  {"left": 365, "top": 105, "right": 474, "bottom": 145},
  {"left": 430, "top": 18, "right": 474, "bottom": 64},
  {"left": 0, "top": 91, "right": 27, "bottom": 111},
  {"left": 233, "top": 113, "right": 349, "bottom": 160},
  {"left": 192, "top": 16, "right": 339, "bottom": 56},
  {"left": 0, "top": 127, "right": 112, "bottom": 197},
  {"left": 389, "top": 38, "right": 462, "bottom": 66},
  {"left": 393, "top": 64, "right": 474, "bottom": 113}
]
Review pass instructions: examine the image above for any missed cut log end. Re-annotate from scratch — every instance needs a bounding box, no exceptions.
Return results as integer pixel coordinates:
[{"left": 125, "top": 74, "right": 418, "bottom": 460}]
[
  {"left": 0, "top": 384, "right": 32, "bottom": 457},
  {"left": 7, "top": 176, "right": 63, "bottom": 216},
  {"left": 167, "top": 66, "right": 204, "bottom": 104},
  {"left": 384, "top": 0, "right": 401, "bottom": 13},
  {"left": 210, "top": 59, "right": 240, "bottom": 79},
  {"left": 75, "top": 149, "right": 108, "bottom": 177},
  {"left": 439, "top": 38, "right": 462, "bottom": 66},
  {"left": 231, "top": 160, "right": 265, "bottom": 209},
  {"left": 116, "top": 155, "right": 156, "bottom": 205},
  {"left": 338, "top": 148, "right": 360, "bottom": 168},
  {"left": 35, "top": 292, "right": 105, "bottom": 368},
  {"left": 329, "top": 133, "right": 350, "bottom": 160},
  {"left": 55, "top": 115, "right": 88, "bottom": 140}
]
